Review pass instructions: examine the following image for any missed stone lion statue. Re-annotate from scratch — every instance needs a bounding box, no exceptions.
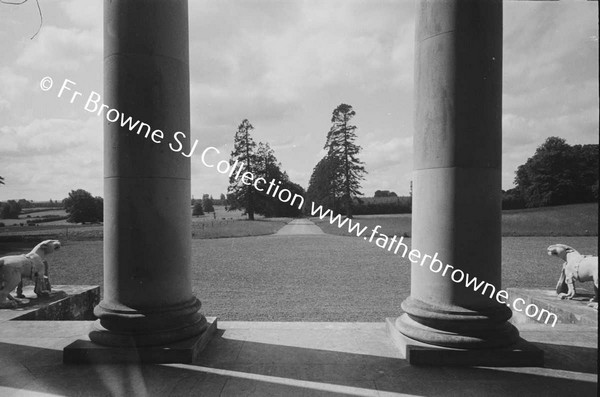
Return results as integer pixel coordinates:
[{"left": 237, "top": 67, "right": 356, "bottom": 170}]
[
  {"left": 0, "top": 239, "right": 61, "bottom": 309},
  {"left": 547, "top": 244, "right": 598, "bottom": 310}
]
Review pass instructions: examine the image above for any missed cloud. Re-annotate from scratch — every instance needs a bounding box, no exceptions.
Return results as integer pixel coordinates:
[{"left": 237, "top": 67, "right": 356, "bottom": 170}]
[
  {"left": 16, "top": 25, "right": 101, "bottom": 72},
  {"left": 0, "top": 117, "right": 102, "bottom": 200},
  {"left": 0, "top": 67, "right": 29, "bottom": 111},
  {"left": 0, "top": 117, "right": 100, "bottom": 156},
  {"left": 59, "top": 0, "right": 102, "bottom": 30},
  {"left": 501, "top": 1, "right": 599, "bottom": 189},
  {"left": 361, "top": 135, "right": 412, "bottom": 172},
  {"left": 188, "top": 0, "right": 414, "bottom": 126},
  {"left": 362, "top": 162, "right": 411, "bottom": 197},
  {"left": 1, "top": 0, "right": 597, "bottom": 202}
]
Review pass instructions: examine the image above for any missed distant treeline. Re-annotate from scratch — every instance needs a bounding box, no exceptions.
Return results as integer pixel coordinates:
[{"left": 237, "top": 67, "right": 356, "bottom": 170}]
[{"left": 352, "top": 196, "right": 412, "bottom": 215}]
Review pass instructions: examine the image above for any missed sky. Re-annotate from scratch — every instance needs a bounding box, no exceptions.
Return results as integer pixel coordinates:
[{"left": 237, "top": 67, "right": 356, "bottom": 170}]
[{"left": 0, "top": 0, "right": 598, "bottom": 202}]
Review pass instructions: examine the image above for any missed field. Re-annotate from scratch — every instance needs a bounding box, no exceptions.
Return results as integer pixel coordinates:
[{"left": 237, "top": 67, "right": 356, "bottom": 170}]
[
  {"left": 0, "top": 208, "right": 68, "bottom": 226},
  {"left": 2, "top": 203, "right": 595, "bottom": 241},
  {"left": 0, "top": 205, "right": 289, "bottom": 242},
  {"left": 313, "top": 203, "right": 598, "bottom": 238},
  {"left": 0, "top": 235, "right": 596, "bottom": 321}
]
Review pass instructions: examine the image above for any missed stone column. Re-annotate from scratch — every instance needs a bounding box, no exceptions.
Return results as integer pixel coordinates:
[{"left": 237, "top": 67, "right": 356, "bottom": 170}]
[
  {"left": 89, "top": 0, "right": 208, "bottom": 348},
  {"left": 388, "top": 0, "right": 541, "bottom": 365}
]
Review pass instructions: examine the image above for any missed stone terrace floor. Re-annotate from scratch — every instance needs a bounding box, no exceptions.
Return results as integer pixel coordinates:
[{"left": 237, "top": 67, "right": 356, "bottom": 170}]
[{"left": 0, "top": 319, "right": 597, "bottom": 396}]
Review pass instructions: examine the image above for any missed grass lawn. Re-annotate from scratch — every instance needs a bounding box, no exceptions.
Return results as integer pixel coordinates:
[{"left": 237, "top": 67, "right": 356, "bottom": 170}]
[
  {"left": 198, "top": 235, "right": 598, "bottom": 321},
  {"left": 502, "top": 203, "right": 598, "bottom": 236},
  {"left": 191, "top": 218, "right": 290, "bottom": 239},
  {"left": 0, "top": 224, "right": 103, "bottom": 242},
  {"left": 313, "top": 203, "right": 597, "bottom": 238},
  {"left": 2, "top": 234, "right": 596, "bottom": 321}
]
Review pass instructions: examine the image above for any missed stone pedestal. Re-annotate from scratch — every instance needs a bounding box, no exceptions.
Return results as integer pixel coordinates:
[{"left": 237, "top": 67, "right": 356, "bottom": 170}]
[
  {"left": 389, "top": 0, "right": 542, "bottom": 366},
  {"left": 64, "top": 0, "right": 211, "bottom": 359}
]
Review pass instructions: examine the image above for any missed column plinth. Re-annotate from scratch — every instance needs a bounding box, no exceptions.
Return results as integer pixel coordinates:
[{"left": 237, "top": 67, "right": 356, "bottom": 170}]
[{"left": 388, "top": 0, "right": 542, "bottom": 366}]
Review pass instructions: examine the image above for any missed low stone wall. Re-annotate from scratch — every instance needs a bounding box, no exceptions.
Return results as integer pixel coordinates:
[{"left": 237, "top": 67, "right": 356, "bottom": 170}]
[{"left": 1, "top": 285, "right": 100, "bottom": 322}]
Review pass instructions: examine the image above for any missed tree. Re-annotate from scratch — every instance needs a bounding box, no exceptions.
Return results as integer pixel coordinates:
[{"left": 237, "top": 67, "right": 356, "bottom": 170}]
[
  {"left": 374, "top": 190, "right": 397, "bottom": 198},
  {"left": 571, "top": 143, "right": 599, "bottom": 201},
  {"left": 17, "top": 199, "right": 32, "bottom": 209},
  {"left": 63, "top": 189, "right": 103, "bottom": 223},
  {"left": 249, "top": 142, "right": 304, "bottom": 217},
  {"left": 202, "top": 194, "right": 215, "bottom": 213},
  {"left": 0, "top": 200, "right": 21, "bottom": 219},
  {"left": 94, "top": 196, "right": 103, "bottom": 222},
  {"left": 501, "top": 188, "right": 525, "bottom": 210},
  {"left": 228, "top": 119, "right": 258, "bottom": 220},
  {"left": 306, "top": 155, "right": 344, "bottom": 213},
  {"left": 192, "top": 201, "right": 204, "bottom": 216},
  {"left": 514, "top": 137, "right": 599, "bottom": 207},
  {"left": 322, "top": 103, "right": 366, "bottom": 217},
  {"left": 273, "top": 179, "right": 305, "bottom": 217},
  {"left": 253, "top": 142, "right": 282, "bottom": 216}
]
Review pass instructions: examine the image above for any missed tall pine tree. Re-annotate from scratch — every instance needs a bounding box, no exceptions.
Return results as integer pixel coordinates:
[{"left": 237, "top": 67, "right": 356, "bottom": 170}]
[
  {"left": 323, "top": 103, "right": 366, "bottom": 218},
  {"left": 228, "top": 119, "right": 258, "bottom": 220}
]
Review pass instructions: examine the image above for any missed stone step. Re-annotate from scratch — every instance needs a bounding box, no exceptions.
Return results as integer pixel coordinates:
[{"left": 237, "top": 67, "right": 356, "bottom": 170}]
[{"left": 507, "top": 288, "right": 597, "bottom": 326}]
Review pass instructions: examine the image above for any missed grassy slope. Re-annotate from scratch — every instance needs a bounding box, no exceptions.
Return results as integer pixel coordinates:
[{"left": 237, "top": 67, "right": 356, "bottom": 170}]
[
  {"left": 502, "top": 203, "right": 597, "bottom": 236},
  {"left": 314, "top": 203, "right": 598, "bottom": 238}
]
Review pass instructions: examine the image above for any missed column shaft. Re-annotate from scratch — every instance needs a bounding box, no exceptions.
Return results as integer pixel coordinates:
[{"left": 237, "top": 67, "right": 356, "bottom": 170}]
[
  {"left": 396, "top": 0, "right": 518, "bottom": 349},
  {"left": 90, "top": 0, "right": 207, "bottom": 347}
]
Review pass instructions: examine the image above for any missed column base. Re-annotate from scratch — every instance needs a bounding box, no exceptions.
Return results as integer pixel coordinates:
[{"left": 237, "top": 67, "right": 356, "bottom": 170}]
[
  {"left": 63, "top": 317, "right": 217, "bottom": 364},
  {"left": 398, "top": 297, "right": 520, "bottom": 349},
  {"left": 89, "top": 297, "right": 207, "bottom": 347},
  {"left": 386, "top": 318, "right": 543, "bottom": 366}
]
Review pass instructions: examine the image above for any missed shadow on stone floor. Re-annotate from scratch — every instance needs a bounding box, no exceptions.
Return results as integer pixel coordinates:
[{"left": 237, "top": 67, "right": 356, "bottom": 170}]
[
  {"left": 0, "top": 331, "right": 597, "bottom": 397},
  {"left": 531, "top": 341, "right": 598, "bottom": 374}
]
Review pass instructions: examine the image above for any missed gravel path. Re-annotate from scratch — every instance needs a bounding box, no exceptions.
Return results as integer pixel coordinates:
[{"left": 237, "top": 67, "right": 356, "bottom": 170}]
[{"left": 275, "top": 219, "right": 325, "bottom": 235}]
